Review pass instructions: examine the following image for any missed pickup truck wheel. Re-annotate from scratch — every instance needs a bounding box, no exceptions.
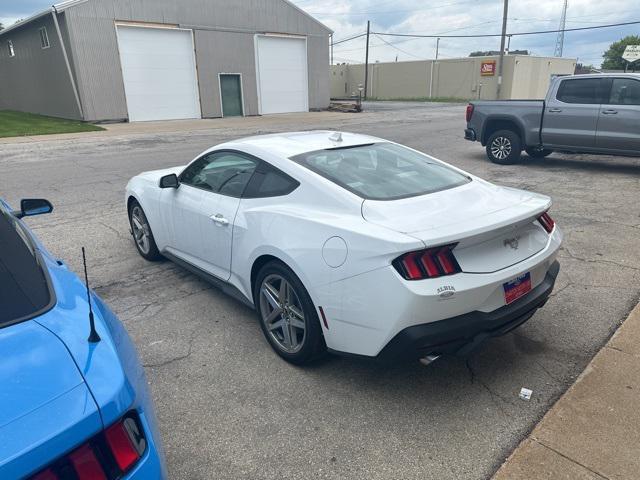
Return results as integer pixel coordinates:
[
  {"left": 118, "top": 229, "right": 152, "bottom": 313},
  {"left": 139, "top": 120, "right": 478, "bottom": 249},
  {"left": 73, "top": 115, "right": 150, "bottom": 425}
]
[
  {"left": 486, "top": 130, "right": 522, "bottom": 165},
  {"left": 525, "top": 147, "right": 553, "bottom": 158}
]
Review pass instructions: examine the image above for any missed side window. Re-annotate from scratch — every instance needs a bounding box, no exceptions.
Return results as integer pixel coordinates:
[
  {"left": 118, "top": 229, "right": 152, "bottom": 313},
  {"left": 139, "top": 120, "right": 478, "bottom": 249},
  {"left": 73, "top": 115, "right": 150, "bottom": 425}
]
[
  {"left": 556, "top": 79, "right": 606, "bottom": 104},
  {"left": 179, "top": 151, "right": 257, "bottom": 197},
  {"left": 244, "top": 164, "right": 299, "bottom": 199},
  {"left": 608, "top": 79, "right": 640, "bottom": 106}
]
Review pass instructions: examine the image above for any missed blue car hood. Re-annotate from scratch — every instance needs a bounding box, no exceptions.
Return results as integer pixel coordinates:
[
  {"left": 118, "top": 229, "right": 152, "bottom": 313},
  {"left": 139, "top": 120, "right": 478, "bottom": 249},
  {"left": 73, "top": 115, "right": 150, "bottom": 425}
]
[{"left": 0, "top": 321, "right": 102, "bottom": 478}]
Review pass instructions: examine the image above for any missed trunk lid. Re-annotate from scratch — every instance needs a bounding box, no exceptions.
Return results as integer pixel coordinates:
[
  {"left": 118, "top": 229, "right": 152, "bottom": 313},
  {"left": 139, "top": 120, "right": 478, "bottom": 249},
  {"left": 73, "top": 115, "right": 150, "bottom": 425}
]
[
  {"left": 0, "top": 321, "right": 102, "bottom": 478},
  {"left": 362, "top": 180, "right": 551, "bottom": 273}
]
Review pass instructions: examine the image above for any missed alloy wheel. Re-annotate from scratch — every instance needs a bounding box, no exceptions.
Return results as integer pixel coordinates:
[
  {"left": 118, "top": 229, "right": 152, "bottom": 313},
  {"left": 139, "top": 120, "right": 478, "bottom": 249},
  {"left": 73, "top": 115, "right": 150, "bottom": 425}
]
[
  {"left": 259, "top": 274, "right": 307, "bottom": 354},
  {"left": 131, "top": 206, "right": 151, "bottom": 255},
  {"left": 490, "top": 136, "right": 512, "bottom": 161}
]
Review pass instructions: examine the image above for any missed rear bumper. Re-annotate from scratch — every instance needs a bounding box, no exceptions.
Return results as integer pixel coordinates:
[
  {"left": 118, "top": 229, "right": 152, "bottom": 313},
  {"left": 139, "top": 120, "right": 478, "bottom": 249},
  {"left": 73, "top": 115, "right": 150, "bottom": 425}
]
[
  {"left": 464, "top": 128, "right": 477, "bottom": 141},
  {"left": 376, "top": 260, "right": 559, "bottom": 362}
]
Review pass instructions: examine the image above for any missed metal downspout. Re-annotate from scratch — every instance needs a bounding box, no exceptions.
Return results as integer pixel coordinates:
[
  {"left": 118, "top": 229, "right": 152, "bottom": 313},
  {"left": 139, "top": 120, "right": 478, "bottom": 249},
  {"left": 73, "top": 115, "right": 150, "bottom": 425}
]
[{"left": 51, "top": 6, "right": 84, "bottom": 119}]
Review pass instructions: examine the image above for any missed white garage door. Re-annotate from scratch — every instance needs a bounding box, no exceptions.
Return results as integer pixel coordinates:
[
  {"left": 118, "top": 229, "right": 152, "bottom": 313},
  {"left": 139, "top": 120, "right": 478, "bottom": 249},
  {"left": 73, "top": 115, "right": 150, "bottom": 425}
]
[
  {"left": 116, "top": 26, "right": 201, "bottom": 122},
  {"left": 256, "top": 36, "right": 309, "bottom": 114}
]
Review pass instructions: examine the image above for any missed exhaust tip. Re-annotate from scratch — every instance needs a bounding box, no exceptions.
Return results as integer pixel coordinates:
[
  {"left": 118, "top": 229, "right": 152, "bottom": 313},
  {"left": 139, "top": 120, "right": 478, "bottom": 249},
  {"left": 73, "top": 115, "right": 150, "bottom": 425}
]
[{"left": 419, "top": 354, "right": 441, "bottom": 366}]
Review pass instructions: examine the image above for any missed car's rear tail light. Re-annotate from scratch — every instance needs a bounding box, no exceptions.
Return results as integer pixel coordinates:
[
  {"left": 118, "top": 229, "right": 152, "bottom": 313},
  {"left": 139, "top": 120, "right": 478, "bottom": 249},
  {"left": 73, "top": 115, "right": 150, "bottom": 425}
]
[
  {"left": 538, "top": 212, "right": 555, "bottom": 233},
  {"left": 69, "top": 445, "right": 107, "bottom": 480},
  {"left": 105, "top": 419, "right": 142, "bottom": 472},
  {"left": 393, "top": 244, "right": 461, "bottom": 280},
  {"left": 465, "top": 104, "right": 474, "bottom": 122},
  {"left": 31, "top": 469, "right": 58, "bottom": 480},
  {"left": 28, "top": 412, "right": 146, "bottom": 480}
]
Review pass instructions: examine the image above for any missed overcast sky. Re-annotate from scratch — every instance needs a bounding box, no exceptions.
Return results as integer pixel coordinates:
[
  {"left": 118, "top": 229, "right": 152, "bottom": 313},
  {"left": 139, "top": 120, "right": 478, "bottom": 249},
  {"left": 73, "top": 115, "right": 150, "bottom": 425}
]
[{"left": 1, "top": 0, "right": 638, "bottom": 66}]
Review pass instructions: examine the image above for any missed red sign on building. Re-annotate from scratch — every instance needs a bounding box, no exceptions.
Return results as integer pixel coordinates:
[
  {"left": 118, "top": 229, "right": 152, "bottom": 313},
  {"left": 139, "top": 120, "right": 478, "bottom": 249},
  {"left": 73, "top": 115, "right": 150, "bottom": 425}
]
[{"left": 481, "top": 60, "right": 496, "bottom": 76}]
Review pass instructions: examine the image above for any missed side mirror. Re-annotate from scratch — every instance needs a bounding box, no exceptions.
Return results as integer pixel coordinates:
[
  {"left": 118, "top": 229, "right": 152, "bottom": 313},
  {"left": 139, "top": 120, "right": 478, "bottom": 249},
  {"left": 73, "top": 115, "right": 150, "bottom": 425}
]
[
  {"left": 17, "top": 198, "right": 53, "bottom": 218},
  {"left": 159, "top": 174, "right": 179, "bottom": 189}
]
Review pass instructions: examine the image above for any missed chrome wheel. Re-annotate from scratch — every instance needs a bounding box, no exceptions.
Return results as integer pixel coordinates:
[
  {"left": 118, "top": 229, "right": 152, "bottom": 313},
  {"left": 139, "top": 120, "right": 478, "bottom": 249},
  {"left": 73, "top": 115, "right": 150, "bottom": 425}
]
[
  {"left": 259, "top": 274, "right": 306, "bottom": 354},
  {"left": 490, "top": 136, "right": 512, "bottom": 161},
  {"left": 131, "top": 206, "right": 151, "bottom": 255}
]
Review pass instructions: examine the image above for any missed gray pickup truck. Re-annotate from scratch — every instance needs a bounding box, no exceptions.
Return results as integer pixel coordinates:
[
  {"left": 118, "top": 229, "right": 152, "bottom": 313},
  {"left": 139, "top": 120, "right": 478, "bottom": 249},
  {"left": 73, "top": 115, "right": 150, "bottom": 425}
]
[{"left": 464, "top": 73, "right": 640, "bottom": 164}]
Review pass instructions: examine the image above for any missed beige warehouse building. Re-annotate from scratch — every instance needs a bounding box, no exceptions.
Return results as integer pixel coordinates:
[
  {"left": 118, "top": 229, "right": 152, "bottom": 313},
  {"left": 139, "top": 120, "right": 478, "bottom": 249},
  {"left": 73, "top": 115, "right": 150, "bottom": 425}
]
[{"left": 331, "top": 55, "right": 577, "bottom": 101}]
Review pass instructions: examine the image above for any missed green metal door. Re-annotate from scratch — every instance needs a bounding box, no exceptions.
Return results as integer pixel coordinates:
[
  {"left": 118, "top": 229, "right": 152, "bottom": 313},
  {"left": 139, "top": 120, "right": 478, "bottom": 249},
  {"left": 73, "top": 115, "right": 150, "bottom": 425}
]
[{"left": 220, "top": 74, "right": 243, "bottom": 117}]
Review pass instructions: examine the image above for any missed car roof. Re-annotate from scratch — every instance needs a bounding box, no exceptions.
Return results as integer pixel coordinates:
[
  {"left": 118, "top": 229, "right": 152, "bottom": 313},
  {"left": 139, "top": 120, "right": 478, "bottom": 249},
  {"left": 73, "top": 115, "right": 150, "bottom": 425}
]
[
  {"left": 220, "top": 131, "right": 384, "bottom": 158},
  {"left": 562, "top": 73, "right": 640, "bottom": 80}
]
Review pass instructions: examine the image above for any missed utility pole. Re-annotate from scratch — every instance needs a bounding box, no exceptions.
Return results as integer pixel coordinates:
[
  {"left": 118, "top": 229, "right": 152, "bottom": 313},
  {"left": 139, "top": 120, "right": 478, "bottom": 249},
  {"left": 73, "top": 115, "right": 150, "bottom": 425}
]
[
  {"left": 429, "top": 37, "right": 440, "bottom": 99},
  {"left": 496, "top": 0, "right": 509, "bottom": 99},
  {"left": 364, "top": 20, "right": 370, "bottom": 100},
  {"left": 330, "top": 33, "right": 333, "bottom": 65}
]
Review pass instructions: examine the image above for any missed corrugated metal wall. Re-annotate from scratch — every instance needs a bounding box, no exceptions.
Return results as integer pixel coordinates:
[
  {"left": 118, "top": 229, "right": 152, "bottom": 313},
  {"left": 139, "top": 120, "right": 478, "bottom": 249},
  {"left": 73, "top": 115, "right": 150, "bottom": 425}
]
[
  {"left": 62, "top": 0, "right": 331, "bottom": 121},
  {"left": 0, "top": 14, "right": 82, "bottom": 119}
]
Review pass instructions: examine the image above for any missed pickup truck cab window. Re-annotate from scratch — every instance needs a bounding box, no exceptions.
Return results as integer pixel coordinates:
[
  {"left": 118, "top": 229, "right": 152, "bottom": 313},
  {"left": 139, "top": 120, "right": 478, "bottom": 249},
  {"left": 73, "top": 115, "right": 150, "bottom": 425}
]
[
  {"left": 608, "top": 78, "right": 640, "bottom": 105},
  {"left": 556, "top": 78, "right": 609, "bottom": 104}
]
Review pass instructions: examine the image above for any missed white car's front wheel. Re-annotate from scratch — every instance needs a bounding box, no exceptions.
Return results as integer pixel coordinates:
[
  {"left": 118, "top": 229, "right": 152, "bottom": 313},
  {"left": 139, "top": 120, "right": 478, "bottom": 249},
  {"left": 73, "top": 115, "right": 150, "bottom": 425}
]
[
  {"left": 254, "top": 261, "right": 326, "bottom": 365},
  {"left": 128, "top": 200, "right": 161, "bottom": 261}
]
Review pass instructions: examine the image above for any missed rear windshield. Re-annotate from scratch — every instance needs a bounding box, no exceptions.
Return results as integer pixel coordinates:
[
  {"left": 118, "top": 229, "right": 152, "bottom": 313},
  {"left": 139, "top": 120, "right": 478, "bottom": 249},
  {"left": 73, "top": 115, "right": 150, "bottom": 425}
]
[
  {"left": 0, "top": 208, "right": 52, "bottom": 327},
  {"left": 291, "top": 143, "right": 470, "bottom": 200}
]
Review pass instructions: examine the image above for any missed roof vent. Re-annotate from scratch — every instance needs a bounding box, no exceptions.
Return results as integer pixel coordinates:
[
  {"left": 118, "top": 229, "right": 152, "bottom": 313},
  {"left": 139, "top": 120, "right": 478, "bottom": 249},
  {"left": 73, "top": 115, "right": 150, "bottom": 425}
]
[{"left": 329, "top": 132, "right": 343, "bottom": 142}]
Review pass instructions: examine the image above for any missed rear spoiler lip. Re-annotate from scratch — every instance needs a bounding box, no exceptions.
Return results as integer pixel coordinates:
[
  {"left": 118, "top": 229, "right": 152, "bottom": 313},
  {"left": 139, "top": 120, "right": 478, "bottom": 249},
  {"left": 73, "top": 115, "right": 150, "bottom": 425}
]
[{"left": 404, "top": 199, "right": 552, "bottom": 249}]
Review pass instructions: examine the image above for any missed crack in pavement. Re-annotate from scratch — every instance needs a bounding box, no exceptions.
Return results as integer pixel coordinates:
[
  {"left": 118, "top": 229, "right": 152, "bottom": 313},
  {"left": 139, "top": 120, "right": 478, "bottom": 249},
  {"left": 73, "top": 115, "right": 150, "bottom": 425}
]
[
  {"left": 143, "top": 327, "right": 200, "bottom": 369},
  {"left": 560, "top": 247, "right": 640, "bottom": 272}
]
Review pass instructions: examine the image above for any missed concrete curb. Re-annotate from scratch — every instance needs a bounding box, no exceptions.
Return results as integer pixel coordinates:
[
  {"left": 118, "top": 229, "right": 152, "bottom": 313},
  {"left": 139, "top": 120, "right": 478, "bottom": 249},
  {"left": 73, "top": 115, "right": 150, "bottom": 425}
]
[{"left": 493, "top": 301, "right": 640, "bottom": 479}]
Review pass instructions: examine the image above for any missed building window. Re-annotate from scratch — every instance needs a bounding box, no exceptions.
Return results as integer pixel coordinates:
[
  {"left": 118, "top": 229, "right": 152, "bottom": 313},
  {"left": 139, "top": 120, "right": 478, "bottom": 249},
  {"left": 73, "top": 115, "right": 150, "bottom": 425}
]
[
  {"left": 7, "top": 40, "right": 15, "bottom": 57},
  {"left": 39, "top": 27, "right": 50, "bottom": 49}
]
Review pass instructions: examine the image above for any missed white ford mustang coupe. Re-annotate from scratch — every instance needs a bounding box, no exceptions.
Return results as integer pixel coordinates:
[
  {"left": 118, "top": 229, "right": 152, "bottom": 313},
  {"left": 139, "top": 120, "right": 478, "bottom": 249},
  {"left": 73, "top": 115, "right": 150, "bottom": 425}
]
[{"left": 126, "top": 131, "right": 562, "bottom": 365}]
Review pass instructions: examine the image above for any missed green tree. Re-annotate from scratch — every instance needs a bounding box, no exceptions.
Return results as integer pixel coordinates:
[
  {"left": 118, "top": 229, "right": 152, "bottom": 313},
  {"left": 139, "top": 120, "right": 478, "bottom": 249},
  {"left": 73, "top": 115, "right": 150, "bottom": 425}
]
[
  {"left": 602, "top": 35, "right": 640, "bottom": 69},
  {"left": 0, "top": 23, "right": 4, "bottom": 31}
]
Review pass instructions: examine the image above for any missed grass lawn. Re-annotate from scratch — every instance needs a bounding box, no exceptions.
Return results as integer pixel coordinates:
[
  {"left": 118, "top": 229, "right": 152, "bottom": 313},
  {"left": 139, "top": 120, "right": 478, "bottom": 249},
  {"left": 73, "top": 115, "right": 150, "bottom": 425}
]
[{"left": 0, "top": 110, "right": 104, "bottom": 138}]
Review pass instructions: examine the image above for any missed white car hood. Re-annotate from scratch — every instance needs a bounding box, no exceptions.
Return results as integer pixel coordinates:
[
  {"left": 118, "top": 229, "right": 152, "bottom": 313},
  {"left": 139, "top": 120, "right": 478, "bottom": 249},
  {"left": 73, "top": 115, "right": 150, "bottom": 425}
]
[{"left": 135, "top": 166, "right": 184, "bottom": 182}]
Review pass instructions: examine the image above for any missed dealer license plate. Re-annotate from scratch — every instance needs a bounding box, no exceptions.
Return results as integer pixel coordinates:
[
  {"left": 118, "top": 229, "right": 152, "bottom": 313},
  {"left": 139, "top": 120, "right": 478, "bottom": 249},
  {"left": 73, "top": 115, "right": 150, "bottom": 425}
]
[{"left": 503, "top": 272, "right": 532, "bottom": 305}]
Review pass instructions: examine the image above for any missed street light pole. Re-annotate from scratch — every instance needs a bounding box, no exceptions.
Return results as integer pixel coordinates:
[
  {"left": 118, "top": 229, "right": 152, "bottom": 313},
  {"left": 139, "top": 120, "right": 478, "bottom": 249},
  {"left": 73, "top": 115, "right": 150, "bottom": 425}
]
[{"left": 497, "top": 0, "right": 509, "bottom": 99}]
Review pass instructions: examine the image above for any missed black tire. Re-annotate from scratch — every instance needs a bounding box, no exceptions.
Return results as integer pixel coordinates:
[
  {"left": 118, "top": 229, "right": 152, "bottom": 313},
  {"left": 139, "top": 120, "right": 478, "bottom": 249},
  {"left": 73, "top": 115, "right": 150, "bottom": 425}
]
[
  {"left": 254, "top": 261, "right": 326, "bottom": 365},
  {"left": 525, "top": 147, "right": 553, "bottom": 158},
  {"left": 486, "top": 129, "right": 522, "bottom": 165},
  {"left": 128, "top": 200, "right": 162, "bottom": 261}
]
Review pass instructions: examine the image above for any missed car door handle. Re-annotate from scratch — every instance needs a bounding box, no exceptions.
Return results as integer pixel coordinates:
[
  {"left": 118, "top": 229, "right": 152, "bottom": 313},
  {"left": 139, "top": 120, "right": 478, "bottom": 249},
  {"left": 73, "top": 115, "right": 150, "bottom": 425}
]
[
  {"left": 548, "top": 108, "right": 562, "bottom": 113},
  {"left": 210, "top": 214, "right": 229, "bottom": 226},
  {"left": 602, "top": 109, "right": 618, "bottom": 115}
]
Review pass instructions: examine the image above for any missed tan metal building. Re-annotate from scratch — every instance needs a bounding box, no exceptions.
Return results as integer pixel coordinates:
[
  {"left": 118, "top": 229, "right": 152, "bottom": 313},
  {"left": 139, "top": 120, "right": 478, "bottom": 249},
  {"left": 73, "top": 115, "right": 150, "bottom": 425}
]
[{"left": 331, "top": 55, "right": 577, "bottom": 101}]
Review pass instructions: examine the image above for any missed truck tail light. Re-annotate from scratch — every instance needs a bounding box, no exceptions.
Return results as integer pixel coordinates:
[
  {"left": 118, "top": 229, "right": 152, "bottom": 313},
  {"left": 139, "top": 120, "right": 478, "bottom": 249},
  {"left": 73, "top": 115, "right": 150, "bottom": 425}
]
[
  {"left": 28, "top": 412, "right": 146, "bottom": 480},
  {"left": 466, "top": 104, "right": 474, "bottom": 122},
  {"left": 538, "top": 212, "right": 555, "bottom": 233},
  {"left": 393, "top": 244, "right": 461, "bottom": 280}
]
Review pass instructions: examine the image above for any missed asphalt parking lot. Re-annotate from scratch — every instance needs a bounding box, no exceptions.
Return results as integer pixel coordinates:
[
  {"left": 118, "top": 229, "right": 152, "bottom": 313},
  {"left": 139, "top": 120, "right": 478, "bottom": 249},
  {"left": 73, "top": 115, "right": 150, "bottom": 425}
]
[{"left": 2, "top": 103, "right": 639, "bottom": 480}]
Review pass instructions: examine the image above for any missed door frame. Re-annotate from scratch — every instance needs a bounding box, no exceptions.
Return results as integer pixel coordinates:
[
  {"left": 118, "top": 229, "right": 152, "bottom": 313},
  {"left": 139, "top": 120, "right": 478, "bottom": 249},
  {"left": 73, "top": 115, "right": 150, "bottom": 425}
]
[
  {"left": 114, "top": 22, "right": 203, "bottom": 121},
  {"left": 217, "top": 73, "right": 246, "bottom": 118},
  {"left": 254, "top": 33, "right": 309, "bottom": 115}
]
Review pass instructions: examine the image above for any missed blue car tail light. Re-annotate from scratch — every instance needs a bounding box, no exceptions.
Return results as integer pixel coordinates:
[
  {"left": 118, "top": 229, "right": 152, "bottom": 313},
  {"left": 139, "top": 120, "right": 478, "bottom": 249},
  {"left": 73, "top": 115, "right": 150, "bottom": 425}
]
[{"left": 29, "top": 412, "right": 146, "bottom": 480}]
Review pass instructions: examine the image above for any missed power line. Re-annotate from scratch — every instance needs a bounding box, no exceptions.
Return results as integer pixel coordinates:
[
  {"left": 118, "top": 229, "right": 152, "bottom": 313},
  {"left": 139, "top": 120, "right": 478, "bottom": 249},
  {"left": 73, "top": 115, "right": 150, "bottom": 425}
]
[
  {"left": 371, "top": 20, "right": 640, "bottom": 39},
  {"left": 374, "top": 34, "right": 425, "bottom": 60},
  {"left": 331, "top": 33, "right": 367, "bottom": 46}
]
